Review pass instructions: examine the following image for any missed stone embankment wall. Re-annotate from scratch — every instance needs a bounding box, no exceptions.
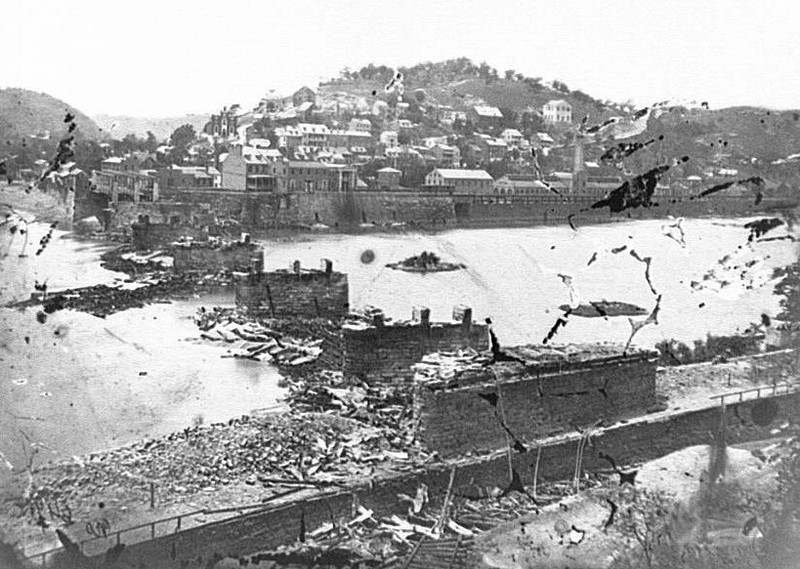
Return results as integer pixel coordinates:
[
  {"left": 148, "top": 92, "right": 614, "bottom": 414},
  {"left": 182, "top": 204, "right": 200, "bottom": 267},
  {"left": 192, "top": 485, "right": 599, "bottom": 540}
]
[
  {"left": 235, "top": 258, "right": 349, "bottom": 319},
  {"left": 415, "top": 353, "right": 659, "bottom": 458},
  {"left": 105, "top": 387, "right": 800, "bottom": 569},
  {"left": 99, "top": 186, "right": 797, "bottom": 243},
  {"left": 294, "top": 190, "right": 456, "bottom": 227},
  {"left": 342, "top": 306, "right": 489, "bottom": 384}
]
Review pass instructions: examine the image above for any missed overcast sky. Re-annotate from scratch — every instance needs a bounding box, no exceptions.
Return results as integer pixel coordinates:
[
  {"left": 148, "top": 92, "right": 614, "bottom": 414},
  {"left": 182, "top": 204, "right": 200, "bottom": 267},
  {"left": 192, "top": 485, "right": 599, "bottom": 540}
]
[{"left": 3, "top": 0, "right": 799, "bottom": 117}]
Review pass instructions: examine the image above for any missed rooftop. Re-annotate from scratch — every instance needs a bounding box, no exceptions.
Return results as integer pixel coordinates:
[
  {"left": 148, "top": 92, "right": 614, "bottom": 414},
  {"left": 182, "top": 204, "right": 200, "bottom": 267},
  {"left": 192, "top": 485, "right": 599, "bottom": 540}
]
[
  {"left": 288, "top": 161, "right": 332, "bottom": 169},
  {"left": 432, "top": 169, "right": 493, "bottom": 180},
  {"left": 544, "top": 99, "right": 572, "bottom": 108},
  {"left": 473, "top": 105, "right": 503, "bottom": 118},
  {"left": 169, "top": 165, "right": 221, "bottom": 177},
  {"left": 238, "top": 146, "right": 284, "bottom": 162}
]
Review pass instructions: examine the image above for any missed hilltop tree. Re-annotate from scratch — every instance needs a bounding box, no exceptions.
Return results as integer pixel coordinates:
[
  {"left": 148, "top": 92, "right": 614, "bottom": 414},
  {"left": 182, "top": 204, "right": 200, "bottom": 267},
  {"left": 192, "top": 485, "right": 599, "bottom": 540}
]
[
  {"left": 553, "top": 80, "right": 571, "bottom": 93},
  {"left": 505, "top": 69, "right": 516, "bottom": 81}
]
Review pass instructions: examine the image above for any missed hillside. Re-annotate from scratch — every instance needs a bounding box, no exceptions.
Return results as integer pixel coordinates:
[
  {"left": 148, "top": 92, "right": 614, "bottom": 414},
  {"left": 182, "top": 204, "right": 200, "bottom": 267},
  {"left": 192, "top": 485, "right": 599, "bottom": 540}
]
[
  {"left": 320, "top": 59, "right": 800, "bottom": 185},
  {"left": 321, "top": 59, "right": 621, "bottom": 123},
  {"left": 0, "top": 87, "right": 103, "bottom": 143},
  {"left": 92, "top": 114, "right": 210, "bottom": 141}
]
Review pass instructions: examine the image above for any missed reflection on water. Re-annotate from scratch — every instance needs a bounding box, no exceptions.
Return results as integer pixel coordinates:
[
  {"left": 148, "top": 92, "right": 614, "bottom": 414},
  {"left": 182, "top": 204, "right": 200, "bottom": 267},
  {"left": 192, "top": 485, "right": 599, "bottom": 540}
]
[{"left": 0, "top": 217, "right": 797, "bottom": 467}]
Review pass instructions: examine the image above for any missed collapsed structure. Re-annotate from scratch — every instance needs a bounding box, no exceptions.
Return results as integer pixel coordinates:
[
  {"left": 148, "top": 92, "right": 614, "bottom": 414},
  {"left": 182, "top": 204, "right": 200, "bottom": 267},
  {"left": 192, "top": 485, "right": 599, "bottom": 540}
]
[
  {"left": 234, "top": 257, "right": 349, "bottom": 318},
  {"left": 342, "top": 305, "right": 489, "bottom": 383},
  {"left": 172, "top": 235, "right": 262, "bottom": 272}
]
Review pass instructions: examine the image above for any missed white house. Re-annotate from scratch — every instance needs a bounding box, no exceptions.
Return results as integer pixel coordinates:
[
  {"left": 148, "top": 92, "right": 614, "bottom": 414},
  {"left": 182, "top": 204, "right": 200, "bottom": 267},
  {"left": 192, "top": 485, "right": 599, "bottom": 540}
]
[{"left": 542, "top": 100, "right": 573, "bottom": 124}]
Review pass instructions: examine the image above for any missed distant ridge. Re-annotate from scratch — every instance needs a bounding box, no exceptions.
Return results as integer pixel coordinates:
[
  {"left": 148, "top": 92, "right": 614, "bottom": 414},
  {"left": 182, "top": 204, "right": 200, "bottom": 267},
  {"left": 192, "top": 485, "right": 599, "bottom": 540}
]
[{"left": 92, "top": 114, "right": 209, "bottom": 140}]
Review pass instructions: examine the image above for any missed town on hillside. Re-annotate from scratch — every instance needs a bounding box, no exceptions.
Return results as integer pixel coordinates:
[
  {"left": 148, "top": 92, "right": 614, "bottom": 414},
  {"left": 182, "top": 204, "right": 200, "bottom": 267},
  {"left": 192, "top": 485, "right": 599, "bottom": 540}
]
[{"left": 4, "top": 59, "right": 798, "bottom": 240}]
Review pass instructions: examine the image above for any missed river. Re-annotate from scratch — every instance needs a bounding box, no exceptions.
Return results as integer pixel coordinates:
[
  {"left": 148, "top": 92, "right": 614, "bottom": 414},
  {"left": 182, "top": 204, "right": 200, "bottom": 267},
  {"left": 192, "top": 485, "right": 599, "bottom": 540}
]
[{"left": 1, "top": 216, "right": 798, "bottom": 468}]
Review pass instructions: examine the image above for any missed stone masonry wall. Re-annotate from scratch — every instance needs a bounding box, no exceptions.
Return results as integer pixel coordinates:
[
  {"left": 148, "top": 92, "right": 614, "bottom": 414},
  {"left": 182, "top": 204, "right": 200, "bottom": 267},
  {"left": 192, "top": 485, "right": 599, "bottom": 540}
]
[
  {"left": 235, "top": 258, "right": 349, "bottom": 319},
  {"left": 295, "top": 190, "right": 456, "bottom": 227},
  {"left": 172, "top": 244, "right": 261, "bottom": 272},
  {"left": 416, "top": 356, "right": 659, "bottom": 458},
  {"left": 105, "top": 388, "right": 800, "bottom": 569},
  {"left": 342, "top": 307, "right": 489, "bottom": 384}
]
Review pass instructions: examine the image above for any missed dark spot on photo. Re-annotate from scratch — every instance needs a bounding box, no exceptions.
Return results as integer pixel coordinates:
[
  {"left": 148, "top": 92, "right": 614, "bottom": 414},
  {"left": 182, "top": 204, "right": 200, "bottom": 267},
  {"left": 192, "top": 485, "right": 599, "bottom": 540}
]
[{"left": 360, "top": 249, "right": 375, "bottom": 264}]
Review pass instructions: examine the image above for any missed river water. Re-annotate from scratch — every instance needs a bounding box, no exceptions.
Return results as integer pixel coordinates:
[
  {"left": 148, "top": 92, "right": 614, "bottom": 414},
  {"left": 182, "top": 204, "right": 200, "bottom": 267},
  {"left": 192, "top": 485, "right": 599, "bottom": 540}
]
[{"left": 1, "top": 216, "right": 798, "bottom": 468}]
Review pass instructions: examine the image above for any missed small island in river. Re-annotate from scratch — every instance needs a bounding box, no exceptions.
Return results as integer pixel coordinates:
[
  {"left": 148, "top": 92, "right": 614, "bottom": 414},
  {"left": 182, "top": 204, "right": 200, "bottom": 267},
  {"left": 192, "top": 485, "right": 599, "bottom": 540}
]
[{"left": 386, "top": 251, "right": 466, "bottom": 273}]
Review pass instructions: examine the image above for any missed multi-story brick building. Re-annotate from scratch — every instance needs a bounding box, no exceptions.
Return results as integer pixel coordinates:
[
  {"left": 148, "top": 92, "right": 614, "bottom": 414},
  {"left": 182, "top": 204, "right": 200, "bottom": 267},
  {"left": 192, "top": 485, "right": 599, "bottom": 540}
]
[
  {"left": 92, "top": 156, "right": 159, "bottom": 203},
  {"left": 158, "top": 165, "right": 221, "bottom": 190},
  {"left": 429, "top": 143, "right": 461, "bottom": 167},
  {"left": 297, "top": 123, "right": 330, "bottom": 149},
  {"left": 220, "top": 145, "right": 288, "bottom": 192},
  {"left": 287, "top": 162, "right": 358, "bottom": 192}
]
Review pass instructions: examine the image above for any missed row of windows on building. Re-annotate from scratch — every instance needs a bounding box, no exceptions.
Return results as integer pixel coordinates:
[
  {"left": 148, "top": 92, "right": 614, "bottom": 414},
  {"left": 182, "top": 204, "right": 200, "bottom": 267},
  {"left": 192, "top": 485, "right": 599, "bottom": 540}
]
[{"left": 288, "top": 179, "right": 330, "bottom": 192}]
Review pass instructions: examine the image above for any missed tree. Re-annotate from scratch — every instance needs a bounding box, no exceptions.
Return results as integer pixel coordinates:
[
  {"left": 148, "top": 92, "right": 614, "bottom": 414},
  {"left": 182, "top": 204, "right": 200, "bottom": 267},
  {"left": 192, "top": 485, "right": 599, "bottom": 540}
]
[
  {"left": 521, "top": 111, "right": 545, "bottom": 138},
  {"left": 168, "top": 124, "right": 197, "bottom": 165},
  {"left": 73, "top": 140, "right": 106, "bottom": 174},
  {"left": 144, "top": 131, "right": 159, "bottom": 153},
  {"left": 553, "top": 80, "right": 571, "bottom": 93},
  {"left": 499, "top": 108, "right": 519, "bottom": 130},
  {"left": 504, "top": 69, "right": 516, "bottom": 81},
  {"left": 486, "top": 160, "right": 511, "bottom": 180},
  {"left": 113, "top": 133, "right": 146, "bottom": 156},
  {"left": 397, "top": 130, "right": 412, "bottom": 146},
  {"left": 169, "top": 124, "right": 196, "bottom": 150}
]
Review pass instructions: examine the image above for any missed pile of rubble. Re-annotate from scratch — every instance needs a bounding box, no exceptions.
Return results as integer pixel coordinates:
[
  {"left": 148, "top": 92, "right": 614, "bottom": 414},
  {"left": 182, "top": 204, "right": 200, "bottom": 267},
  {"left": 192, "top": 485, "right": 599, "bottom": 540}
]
[
  {"left": 281, "top": 369, "right": 417, "bottom": 450},
  {"left": 229, "top": 476, "right": 594, "bottom": 569},
  {"left": 7, "top": 271, "right": 232, "bottom": 319},
  {"left": 412, "top": 348, "right": 491, "bottom": 386},
  {"left": 26, "top": 412, "right": 407, "bottom": 519},
  {"left": 194, "top": 308, "right": 328, "bottom": 366}
]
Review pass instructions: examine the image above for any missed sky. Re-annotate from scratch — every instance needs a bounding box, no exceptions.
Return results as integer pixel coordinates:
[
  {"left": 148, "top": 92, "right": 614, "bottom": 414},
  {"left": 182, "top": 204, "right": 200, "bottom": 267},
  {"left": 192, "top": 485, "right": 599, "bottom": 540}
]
[{"left": 2, "top": 0, "right": 800, "bottom": 117}]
